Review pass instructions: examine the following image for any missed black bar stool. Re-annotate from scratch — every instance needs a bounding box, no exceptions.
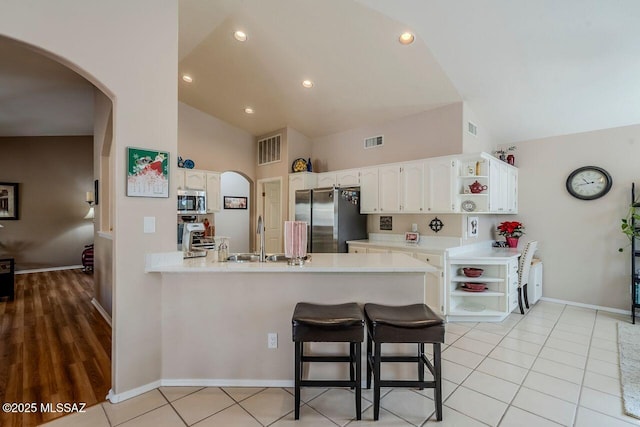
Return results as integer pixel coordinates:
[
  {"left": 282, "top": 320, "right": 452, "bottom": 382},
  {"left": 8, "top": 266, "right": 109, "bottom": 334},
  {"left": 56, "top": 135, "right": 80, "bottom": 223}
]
[
  {"left": 364, "top": 303, "right": 445, "bottom": 421},
  {"left": 291, "top": 302, "right": 364, "bottom": 420}
]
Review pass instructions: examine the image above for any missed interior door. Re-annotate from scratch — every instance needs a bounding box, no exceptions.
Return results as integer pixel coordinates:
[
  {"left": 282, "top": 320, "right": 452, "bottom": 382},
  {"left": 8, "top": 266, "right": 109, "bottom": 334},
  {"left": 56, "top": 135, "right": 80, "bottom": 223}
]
[{"left": 263, "top": 180, "right": 282, "bottom": 253}]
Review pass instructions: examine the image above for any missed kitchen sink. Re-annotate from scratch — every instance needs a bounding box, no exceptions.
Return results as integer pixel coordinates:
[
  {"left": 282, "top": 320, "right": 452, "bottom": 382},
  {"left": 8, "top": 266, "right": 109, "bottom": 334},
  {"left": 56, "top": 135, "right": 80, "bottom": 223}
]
[{"left": 226, "top": 253, "right": 309, "bottom": 263}]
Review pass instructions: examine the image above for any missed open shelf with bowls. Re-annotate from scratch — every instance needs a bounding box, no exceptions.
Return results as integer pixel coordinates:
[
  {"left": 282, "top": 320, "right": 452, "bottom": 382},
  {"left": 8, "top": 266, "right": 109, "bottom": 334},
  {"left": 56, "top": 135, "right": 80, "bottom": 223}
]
[{"left": 446, "top": 255, "right": 519, "bottom": 322}]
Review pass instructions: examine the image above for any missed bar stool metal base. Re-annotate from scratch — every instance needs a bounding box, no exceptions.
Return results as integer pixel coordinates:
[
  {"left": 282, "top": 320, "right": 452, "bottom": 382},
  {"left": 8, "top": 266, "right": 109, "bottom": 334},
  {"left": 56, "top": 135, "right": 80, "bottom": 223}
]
[
  {"left": 292, "top": 302, "right": 364, "bottom": 421},
  {"left": 294, "top": 341, "right": 361, "bottom": 420},
  {"left": 364, "top": 303, "right": 444, "bottom": 422}
]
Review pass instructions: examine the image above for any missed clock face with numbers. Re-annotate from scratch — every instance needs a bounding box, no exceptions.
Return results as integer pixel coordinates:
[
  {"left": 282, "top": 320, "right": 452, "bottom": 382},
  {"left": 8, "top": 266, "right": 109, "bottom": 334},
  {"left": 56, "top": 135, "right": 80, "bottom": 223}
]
[{"left": 566, "top": 166, "right": 612, "bottom": 200}]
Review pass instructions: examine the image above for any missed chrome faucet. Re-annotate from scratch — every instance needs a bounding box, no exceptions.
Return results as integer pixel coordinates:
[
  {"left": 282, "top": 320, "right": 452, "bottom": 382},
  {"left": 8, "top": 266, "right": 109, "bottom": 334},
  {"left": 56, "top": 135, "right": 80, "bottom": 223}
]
[{"left": 257, "top": 215, "right": 266, "bottom": 262}]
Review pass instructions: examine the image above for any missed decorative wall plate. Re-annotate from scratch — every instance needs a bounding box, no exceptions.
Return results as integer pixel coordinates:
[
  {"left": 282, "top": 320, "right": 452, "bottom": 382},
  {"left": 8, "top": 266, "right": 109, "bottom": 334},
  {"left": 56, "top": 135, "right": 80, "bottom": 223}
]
[
  {"left": 292, "top": 158, "right": 307, "bottom": 172},
  {"left": 429, "top": 217, "right": 444, "bottom": 233},
  {"left": 461, "top": 200, "right": 476, "bottom": 212}
]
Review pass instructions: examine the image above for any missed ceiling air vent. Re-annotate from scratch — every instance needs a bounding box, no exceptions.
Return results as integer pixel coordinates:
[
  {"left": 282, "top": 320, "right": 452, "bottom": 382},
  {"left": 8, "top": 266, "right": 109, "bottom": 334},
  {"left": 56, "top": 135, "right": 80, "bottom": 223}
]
[
  {"left": 257, "top": 134, "right": 282, "bottom": 165},
  {"left": 467, "top": 121, "right": 478, "bottom": 137},
  {"left": 364, "top": 135, "right": 384, "bottom": 149}
]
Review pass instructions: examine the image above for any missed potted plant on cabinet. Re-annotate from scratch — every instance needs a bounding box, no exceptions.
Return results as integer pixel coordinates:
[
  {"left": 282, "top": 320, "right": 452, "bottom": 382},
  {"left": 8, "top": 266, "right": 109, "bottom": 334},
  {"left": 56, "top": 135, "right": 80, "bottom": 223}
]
[{"left": 497, "top": 221, "right": 525, "bottom": 248}]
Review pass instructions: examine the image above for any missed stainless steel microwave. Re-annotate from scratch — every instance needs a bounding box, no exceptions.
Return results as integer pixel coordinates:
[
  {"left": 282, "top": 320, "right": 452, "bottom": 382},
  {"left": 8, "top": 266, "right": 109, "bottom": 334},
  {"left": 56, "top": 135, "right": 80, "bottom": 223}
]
[{"left": 177, "top": 190, "right": 207, "bottom": 214}]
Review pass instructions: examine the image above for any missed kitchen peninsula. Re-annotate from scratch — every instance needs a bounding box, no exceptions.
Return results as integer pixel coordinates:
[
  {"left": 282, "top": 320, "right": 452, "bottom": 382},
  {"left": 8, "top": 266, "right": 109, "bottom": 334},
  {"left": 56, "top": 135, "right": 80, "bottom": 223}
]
[{"left": 146, "top": 252, "right": 436, "bottom": 386}]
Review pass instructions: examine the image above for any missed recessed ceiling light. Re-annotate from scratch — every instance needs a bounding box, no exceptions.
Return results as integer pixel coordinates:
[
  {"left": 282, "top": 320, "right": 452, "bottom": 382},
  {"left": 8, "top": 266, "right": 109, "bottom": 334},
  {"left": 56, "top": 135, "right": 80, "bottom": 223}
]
[
  {"left": 399, "top": 32, "right": 415, "bottom": 45},
  {"left": 182, "top": 74, "right": 193, "bottom": 83},
  {"left": 302, "top": 80, "right": 313, "bottom": 88},
  {"left": 234, "top": 30, "right": 247, "bottom": 42},
  {"left": 244, "top": 107, "right": 254, "bottom": 114}
]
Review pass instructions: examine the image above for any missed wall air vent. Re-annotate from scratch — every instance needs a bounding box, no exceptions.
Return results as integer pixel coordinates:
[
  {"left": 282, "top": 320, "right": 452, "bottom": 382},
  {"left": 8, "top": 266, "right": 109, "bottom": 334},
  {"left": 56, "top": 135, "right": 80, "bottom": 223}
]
[
  {"left": 364, "top": 135, "right": 384, "bottom": 149},
  {"left": 257, "top": 134, "right": 282, "bottom": 165},
  {"left": 467, "top": 121, "right": 478, "bottom": 137}
]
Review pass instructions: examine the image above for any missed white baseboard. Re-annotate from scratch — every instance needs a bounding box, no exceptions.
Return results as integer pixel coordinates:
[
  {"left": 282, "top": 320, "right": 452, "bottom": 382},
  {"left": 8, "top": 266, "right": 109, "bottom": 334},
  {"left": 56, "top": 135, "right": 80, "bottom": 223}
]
[
  {"left": 91, "top": 298, "right": 112, "bottom": 327},
  {"left": 107, "top": 380, "right": 162, "bottom": 403},
  {"left": 539, "top": 297, "right": 630, "bottom": 315},
  {"left": 107, "top": 379, "right": 291, "bottom": 403},
  {"left": 160, "top": 379, "right": 293, "bottom": 388},
  {"left": 15, "top": 265, "right": 84, "bottom": 274}
]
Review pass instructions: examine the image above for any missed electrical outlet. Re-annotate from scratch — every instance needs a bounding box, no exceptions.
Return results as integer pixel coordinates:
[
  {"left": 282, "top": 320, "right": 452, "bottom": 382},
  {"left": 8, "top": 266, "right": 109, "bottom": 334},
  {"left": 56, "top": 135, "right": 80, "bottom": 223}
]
[{"left": 267, "top": 333, "right": 278, "bottom": 349}]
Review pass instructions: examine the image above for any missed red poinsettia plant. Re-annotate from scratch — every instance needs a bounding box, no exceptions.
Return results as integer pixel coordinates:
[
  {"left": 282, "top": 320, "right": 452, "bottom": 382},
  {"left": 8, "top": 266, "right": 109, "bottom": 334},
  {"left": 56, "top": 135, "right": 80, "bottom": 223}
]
[{"left": 497, "top": 221, "right": 525, "bottom": 238}]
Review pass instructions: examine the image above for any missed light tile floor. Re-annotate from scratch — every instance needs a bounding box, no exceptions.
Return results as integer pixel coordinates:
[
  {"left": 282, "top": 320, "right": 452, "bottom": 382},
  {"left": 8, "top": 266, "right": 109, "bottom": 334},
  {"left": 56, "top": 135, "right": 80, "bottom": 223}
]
[{"left": 42, "top": 301, "right": 640, "bottom": 426}]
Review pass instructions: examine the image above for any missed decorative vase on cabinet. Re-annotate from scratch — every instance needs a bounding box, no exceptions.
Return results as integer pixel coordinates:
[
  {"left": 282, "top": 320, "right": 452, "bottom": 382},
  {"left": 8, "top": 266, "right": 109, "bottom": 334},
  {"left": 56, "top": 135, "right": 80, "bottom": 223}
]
[{"left": 506, "top": 237, "right": 519, "bottom": 248}]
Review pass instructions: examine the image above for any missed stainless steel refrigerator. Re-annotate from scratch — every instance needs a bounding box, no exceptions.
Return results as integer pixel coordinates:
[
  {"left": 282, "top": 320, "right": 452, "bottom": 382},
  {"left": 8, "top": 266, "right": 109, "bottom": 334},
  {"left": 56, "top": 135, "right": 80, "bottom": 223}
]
[{"left": 295, "top": 187, "right": 367, "bottom": 253}]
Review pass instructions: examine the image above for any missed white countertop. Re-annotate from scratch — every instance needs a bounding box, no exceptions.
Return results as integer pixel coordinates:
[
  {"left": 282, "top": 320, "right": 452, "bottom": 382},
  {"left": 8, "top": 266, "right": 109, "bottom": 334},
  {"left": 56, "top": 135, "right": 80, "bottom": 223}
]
[
  {"left": 347, "top": 237, "right": 460, "bottom": 252},
  {"left": 448, "top": 247, "right": 520, "bottom": 261},
  {"left": 146, "top": 252, "right": 438, "bottom": 274}
]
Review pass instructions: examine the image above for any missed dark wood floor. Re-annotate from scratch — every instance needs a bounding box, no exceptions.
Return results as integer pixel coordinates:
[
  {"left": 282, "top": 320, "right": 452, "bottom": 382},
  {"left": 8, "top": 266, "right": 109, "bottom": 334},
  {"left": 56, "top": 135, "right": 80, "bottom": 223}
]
[{"left": 0, "top": 269, "right": 111, "bottom": 426}]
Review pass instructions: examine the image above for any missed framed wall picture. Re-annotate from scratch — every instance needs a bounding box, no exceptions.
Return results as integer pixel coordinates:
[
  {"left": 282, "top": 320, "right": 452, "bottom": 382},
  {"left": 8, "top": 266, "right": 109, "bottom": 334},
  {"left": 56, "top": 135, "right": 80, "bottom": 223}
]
[
  {"left": 0, "top": 182, "right": 19, "bottom": 220},
  {"left": 468, "top": 216, "right": 479, "bottom": 238},
  {"left": 126, "top": 147, "right": 169, "bottom": 198},
  {"left": 224, "top": 196, "right": 247, "bottom": 209}
]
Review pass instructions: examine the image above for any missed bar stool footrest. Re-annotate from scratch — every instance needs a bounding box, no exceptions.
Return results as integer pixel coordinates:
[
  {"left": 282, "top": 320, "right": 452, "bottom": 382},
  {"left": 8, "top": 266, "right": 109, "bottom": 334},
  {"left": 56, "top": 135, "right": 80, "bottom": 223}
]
[
  {"left": 300, "top": 380, "right": 359, "bottom": 388},
  {"left": 377, "top": 380, "right": 436, "bottom": 388},
  {"left": 302, "top": 355, "right": 354, "bottom": 363}
]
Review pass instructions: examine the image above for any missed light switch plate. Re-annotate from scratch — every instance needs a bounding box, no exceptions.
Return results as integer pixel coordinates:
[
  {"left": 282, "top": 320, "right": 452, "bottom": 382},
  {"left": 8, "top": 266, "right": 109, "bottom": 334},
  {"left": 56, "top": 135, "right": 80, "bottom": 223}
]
[{"left": 143, "top": 216, "right": 156, "bottom": 233}]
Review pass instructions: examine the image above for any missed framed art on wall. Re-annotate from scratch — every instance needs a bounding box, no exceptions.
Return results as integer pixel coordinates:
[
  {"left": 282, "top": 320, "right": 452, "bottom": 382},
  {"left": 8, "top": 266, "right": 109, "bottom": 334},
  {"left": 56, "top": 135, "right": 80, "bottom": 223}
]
[
  {"left": 126, "top": 147, "right": 169, "bottom": 198},
  {"left": 0, "top": 182, "right": 19, "bottom": 220},
  {"left": 224, "top": 196, "right": 248, "bottom": 209}
]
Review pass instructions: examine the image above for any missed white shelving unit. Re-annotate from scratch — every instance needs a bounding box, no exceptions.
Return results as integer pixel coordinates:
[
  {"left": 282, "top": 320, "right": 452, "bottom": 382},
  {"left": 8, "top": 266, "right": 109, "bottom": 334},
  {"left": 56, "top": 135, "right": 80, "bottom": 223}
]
[{"left": 447, "top": 247, "right": 520, "bottom": 322}]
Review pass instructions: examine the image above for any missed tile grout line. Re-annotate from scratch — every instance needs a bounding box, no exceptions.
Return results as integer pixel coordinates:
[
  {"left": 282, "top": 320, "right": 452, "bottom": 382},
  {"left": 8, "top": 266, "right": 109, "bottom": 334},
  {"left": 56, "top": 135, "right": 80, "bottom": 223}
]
[{"left": 505, "top": 305, "right": 571, "bottom": 426}]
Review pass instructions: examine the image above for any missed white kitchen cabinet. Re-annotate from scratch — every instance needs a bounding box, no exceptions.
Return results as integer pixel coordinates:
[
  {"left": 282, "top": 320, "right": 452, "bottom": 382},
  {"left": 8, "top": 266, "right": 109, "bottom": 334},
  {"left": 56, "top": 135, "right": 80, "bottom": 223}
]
[
  {"left": 424, "top": 157, "right": 458, "bottom": 213},
  {"left": 447, "top": 253, "right": 519, "bottom": 322},
  {"left": 401, "top": 161, "right": 424, "bottom": 213},
  {"left": 454, "top": 154, "right": 517, "bottom": 214},
  {"left": 205, "top": 172, "right": 221, "bottom": 212},
  {"left": 506, "top": 166, "right": 518, "bottom": 213},
  {"left": 288, "top": 172, "right": 317, "bottom": 220},
  {"left": 346, "top": 241, "right": 447, "bottom": 316},
  {"left": 413, "top": 252, "right": 445, "bottom": 315},
  {"left": 378, "top": 165, "right": 401, "bottom": 213},
  {"left": 488, "top": 159, "right": 506, "bottom": 213},
  {"left": 527, "top": 261, "right": 542, "bottom": 305},
  {"left": 336, "top": 169, "right": 360, "bottom": 187},
  {"left": 359, "top": 167, "right": 379, "bottom": 213},
  {"left": 348, "top": 244, "right": 366, "bottom": 253},
  {"left": 174, "top": 169, "right": 186, "bottom": 190},
  {"left": 316, "top": 172, "right": 336, "bottom": 188},
  {"left": 184, "top": 170, "right": 207, "bottom": 190}
]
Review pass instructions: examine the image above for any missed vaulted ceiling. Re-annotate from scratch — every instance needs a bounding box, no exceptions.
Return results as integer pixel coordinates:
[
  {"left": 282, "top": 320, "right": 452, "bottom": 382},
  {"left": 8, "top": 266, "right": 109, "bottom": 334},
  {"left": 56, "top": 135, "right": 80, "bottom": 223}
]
[{"left": 2, "top": 0, "right": 639, "bottom": 143}]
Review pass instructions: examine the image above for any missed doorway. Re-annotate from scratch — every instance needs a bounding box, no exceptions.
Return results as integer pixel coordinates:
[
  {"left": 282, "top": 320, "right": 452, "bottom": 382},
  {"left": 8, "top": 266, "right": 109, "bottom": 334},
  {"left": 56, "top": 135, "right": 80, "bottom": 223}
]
[
  {"left": 257, "top": 177, "right": 283, "bottom": 253},
  {"left": 217, "top": 171, "right": 251, "bottom": 253}
]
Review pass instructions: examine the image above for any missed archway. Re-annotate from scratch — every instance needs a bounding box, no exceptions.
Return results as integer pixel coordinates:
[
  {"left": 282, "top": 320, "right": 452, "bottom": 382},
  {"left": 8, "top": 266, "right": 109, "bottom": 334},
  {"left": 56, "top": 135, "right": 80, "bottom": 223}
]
[
  {"left": 217, "top": 171, "right": 251, "bottom": 253},
  {"left": 0, "top": 35, "right": 114, "bottom": 424}
]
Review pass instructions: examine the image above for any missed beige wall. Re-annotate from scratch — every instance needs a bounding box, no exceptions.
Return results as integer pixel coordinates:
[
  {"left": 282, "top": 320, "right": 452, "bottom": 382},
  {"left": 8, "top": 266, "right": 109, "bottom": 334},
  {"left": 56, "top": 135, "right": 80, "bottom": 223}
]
[
  {"left": 367, "top": 213, "right": 497, "bottom": 245},
  {"left": 0, "top": 0, "right": 178, "bottom": 398},
  {"left": 94, "top": 89, "right": 113, "bottom": 317},
  {"left": 310, "top": 103, "right": 463, "bottom": 171},
  {"left": 178, "top": 102, "right": 256, "bottom": 181},
  {"left": 0, "top": 136, "right": 93, "bottom": 270},
  {"left": 505, "top": 123, "right": 640, "bottom": 311},
  {"left": 463, "top": 102, "right": 496, "bottom": 154}
]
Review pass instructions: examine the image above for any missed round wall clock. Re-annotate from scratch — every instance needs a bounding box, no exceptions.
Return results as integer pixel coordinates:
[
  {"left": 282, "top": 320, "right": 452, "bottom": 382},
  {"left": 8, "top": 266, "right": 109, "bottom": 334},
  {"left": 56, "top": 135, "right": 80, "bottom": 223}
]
[{"left": 565, "top": 166, "right": 612, "bottom": 200}]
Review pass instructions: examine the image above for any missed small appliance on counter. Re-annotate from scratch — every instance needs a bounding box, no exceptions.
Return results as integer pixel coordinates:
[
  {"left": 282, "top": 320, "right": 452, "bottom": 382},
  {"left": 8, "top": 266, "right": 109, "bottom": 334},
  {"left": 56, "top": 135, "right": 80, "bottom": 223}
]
[
  {"left": 182, "top": 223, "right": 215, "bottom": 258},
  {"left": 178, "top": 190, "right": 207, "bottom": 214}
]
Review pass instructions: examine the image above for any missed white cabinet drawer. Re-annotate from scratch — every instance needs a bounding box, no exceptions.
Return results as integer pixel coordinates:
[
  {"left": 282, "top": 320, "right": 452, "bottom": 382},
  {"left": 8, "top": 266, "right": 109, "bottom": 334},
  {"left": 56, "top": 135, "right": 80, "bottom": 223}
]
[{"left": 414, "top": 252, "right": 443, "bottom": 268}]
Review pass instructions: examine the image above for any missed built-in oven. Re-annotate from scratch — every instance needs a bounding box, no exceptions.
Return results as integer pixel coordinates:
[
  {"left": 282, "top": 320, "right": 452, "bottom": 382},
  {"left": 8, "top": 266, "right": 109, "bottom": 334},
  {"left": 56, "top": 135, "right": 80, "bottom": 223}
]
[{"left": 177, "top": 190, "right": 207, "bottom": 214}]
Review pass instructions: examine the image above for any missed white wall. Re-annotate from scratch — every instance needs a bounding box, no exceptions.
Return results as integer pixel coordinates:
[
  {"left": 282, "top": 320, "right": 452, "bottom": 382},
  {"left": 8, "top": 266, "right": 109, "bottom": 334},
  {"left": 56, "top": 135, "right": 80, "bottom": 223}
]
[
  {"left": 0, "top": 0, "right": 178, "bottom": 398},
  {"left": 216, "top": 172, "right": 250, "bottom": 253},
  {"left": 507, "top": 123, "right": 640, "bottom": 311}
]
